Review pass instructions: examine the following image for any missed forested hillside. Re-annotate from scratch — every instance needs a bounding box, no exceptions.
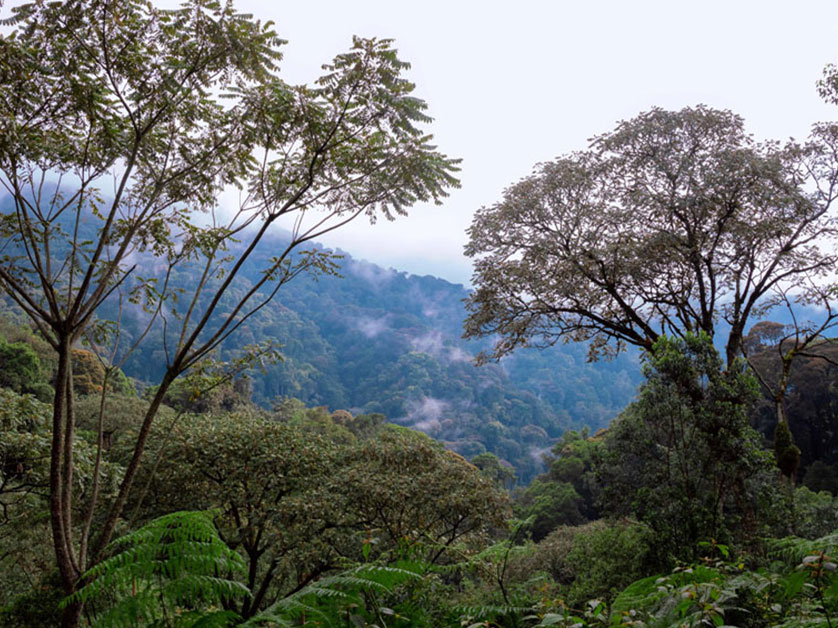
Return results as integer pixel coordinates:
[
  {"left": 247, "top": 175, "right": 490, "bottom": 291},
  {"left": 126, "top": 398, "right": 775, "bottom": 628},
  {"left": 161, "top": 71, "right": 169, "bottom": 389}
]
[
  {"left": 0, "top": 190, "right": 642, "bottom": 481},
  {"left": 112, "top": 233, "right": 641, "bottom": 480}
]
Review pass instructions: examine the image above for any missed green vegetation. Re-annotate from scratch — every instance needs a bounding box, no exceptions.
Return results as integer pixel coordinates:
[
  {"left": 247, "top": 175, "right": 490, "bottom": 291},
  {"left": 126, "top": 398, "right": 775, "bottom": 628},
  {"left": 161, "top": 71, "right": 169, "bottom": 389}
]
[
  {"left": 3, "top": 1, "right": 838, "bottom": 627},
  {"left": 4, "top": 307, "right": 838, "bottom": 627},
  {"left": 0, "top": 0, "right": 458, "bottom": 623}
]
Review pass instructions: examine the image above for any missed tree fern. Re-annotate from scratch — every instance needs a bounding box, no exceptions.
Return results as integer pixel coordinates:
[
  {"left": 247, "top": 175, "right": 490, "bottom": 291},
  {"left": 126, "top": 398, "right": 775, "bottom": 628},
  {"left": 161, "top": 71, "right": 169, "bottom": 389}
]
[{"left": 63, "top": 511, "right": 249, "bottom": 628}]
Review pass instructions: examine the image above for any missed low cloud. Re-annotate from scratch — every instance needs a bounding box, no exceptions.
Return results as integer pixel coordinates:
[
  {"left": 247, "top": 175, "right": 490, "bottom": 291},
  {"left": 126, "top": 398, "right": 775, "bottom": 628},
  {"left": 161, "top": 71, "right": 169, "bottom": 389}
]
[
  {"left": 355, "top": 315, "right": 390, "bottom": 339},
  {"left": 347, "top": 259, "right": 397, "bottom": 285},
  {"left": 409, "top": 330, "right": 473, "bottom": 363},
  {"left": 528, "top": 445, "right": 552, "bottom": 467},
  {"left": 402, "top": 396, "right": 449, "bottom": 435},
  {"left": 410, "top": 330, "right": 444, "bottom": 356},
  {"left": 447, "top": 346, "right": 472, "bottom": 363}
]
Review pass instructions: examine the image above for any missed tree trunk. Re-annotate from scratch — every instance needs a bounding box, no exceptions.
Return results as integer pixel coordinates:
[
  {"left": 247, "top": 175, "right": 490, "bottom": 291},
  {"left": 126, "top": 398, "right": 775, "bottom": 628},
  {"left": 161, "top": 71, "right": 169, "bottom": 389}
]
[
  {"left": 61, "top": 599, "right": 83, "bottom": 628},
  {"left": 91, "top": 369, "right": 176, "bottom": 560},
  {"left": 51, "top": 338, "right": 82, "bottom": 627}
]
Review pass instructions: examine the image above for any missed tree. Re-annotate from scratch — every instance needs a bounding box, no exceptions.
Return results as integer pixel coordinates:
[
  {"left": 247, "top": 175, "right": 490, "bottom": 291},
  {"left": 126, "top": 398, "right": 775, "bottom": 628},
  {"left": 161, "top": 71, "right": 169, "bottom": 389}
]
[
  {"left": 515, "top": 479, "right": 584, "bottom": 542},
  {"left": 740, "top": 293, "right": 838, "bottom": 480},
  {"left": 465, "top": 106, "right": 838, "bottom": 367},
  {"left": 0, "top": 2, "right": 459, "bottom": 625},
  {"left": 0, "top": 336, "right": 42, "bottom": 394},
  {"left": 470, "top": 452, "right": 516, "bottom": 490},
  {"left": 128, "top": 410, "right": 343, "bottom": 619},
  {"left": 599, "top": 334, "right": 771, "bottom": 562},
  {"left": 744, "top": 316, "right": 838, "bottom": 481},
  {"left": 339, "top": 426, "right": 509, "bottom": 565},
  {"left": 122, "top": 412, "right": 507, "bottom": 619}
]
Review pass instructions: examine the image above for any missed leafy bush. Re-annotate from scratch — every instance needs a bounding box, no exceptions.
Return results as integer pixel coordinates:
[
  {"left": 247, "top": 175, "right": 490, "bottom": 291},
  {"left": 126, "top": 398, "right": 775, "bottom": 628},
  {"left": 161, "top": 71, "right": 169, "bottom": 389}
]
[
  {"left": 794, "top": 486, "right": 838, "bottom": 539},
  {"left": 563, "top": 520, "right": 655, "bottom": 606}
]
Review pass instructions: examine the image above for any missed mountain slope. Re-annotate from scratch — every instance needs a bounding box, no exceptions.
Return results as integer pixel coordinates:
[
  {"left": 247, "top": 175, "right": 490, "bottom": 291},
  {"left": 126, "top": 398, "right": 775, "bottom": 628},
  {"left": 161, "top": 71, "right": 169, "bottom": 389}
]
[
  {"left": 110, "top": 231, "right": 641, "bottom": 481},
  {"left": 0, "top": 191, "right": 642, "bottom": 481}
]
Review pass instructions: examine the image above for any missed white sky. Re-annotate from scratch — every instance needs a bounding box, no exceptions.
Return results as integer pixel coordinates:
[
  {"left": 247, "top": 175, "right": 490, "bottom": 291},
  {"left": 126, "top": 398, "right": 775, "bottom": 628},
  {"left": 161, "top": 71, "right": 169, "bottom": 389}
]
[{"left": 61, "top": 2, "right": 838, "bottom": 285}]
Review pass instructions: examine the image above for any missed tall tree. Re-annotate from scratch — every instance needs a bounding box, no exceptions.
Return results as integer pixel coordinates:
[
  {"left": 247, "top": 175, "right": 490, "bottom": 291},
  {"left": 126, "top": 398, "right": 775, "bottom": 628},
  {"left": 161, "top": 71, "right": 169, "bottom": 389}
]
[
  {"left": 464, "top": 106, "right": 838, "bottom": 367},
  {"left": 0, "top": 2, "right": 459, "bottom": 624}
]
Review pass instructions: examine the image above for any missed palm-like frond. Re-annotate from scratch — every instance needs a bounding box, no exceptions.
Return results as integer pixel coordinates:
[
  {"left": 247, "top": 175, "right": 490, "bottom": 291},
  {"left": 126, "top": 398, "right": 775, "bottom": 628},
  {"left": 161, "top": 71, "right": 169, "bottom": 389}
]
[
  {"left": 242, "top": 562, "right": 424, "bottom": 627},
  {"left": 767, "top": 532, "right": 838, "bottom": 565},
  {"left": 63, "top": 511, "right": 248, "bottom": 628}
]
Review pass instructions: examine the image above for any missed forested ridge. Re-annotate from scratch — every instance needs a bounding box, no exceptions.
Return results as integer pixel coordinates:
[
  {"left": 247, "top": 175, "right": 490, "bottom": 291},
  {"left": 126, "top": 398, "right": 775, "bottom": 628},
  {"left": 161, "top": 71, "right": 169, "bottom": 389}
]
[
  {"left": 85, "top": 224, "right": 641, "bottom": 482},
  {"left": 4, "top": 1, "right": 838, "bottom": 627},
  {"left": 0, "top": 195, "right": 643, "bottom": 481}
]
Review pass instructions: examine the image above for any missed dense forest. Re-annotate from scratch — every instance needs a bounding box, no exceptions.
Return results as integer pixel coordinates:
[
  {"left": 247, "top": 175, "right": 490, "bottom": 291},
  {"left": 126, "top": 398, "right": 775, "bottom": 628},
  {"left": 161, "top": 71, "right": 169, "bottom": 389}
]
[
  {"left": 88, "top": 228, "right": 640, "bottom": 482},
  {"left": 3, "top": 2, "right": 838, "bottom": 628}
]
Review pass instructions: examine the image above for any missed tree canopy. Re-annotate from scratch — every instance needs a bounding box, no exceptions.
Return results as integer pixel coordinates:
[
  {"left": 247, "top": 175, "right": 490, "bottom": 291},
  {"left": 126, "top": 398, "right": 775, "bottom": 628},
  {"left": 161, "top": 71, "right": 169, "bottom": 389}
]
[{"left": 465, "top": 106, "right": 838, "bottom": 366}]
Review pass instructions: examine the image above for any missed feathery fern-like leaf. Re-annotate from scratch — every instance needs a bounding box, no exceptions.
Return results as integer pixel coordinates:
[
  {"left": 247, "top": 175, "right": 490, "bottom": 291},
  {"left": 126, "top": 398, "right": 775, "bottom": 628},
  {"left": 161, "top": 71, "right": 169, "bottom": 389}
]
[{"left": 63, "top": 511, "right": 248, "bottom": 628}]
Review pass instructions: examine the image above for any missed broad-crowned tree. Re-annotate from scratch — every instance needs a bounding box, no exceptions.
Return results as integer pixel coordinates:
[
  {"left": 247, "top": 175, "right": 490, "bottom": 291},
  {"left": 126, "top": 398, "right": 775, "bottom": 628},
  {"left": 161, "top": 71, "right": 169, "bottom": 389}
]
[
  {"left": 0, "top": 2, "right": 459, "bottom": 624},
  {"left": 465, "top": 106, "right": 838, "bottom": 367},
  {"left": 125, "top": 410, "right": 342, "bottom": 619},
  {"left": 339, "top": 425, "right": 509, "bottom": 565},
  {"left": 124, "top": 413, "right": 507, "bottom": 618}
]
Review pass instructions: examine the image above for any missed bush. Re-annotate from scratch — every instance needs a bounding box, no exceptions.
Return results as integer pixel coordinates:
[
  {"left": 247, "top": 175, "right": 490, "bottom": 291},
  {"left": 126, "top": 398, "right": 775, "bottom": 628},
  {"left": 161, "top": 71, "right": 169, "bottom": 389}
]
[
  {"left": 794, "top": 486, "right": 838, "bottom": 539},
  {"left": 0, "top": 337, "right": 42, "bottom": 393},
  {"left": 563, "top": 519, "right": 655, "bottom": 605},
  {"left": 534, "top": 519, "right": 655, "bottom": 605}
]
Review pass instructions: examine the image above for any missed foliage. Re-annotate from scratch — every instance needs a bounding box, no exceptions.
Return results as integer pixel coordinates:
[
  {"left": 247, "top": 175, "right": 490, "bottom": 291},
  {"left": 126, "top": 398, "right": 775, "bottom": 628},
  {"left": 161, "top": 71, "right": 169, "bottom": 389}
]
[
  {"left": 776, "top": 419, "right": 803, "bottom": 480},
  {"left": 63, "top": 506, "right": 429, "bottom": 628},
  {"left": 69, "top": 349, "right": 135, "bottom": 397},
  {"left": 0, "top": 335, "right": 42, "bottom": 394},
  {"left": 516, "top": 479, "right": 585, "bottom": 542},
  {"left": 0, "top": 1, "right": 459, "bottom": 619},
  {"left": 599, "top": 334, "right": 771, "bottom": 563},
  {"left": 562, "top": 520, "right": 655, "bottom": 606},
  {"left": 95, "top": 247, "right": 641, "bottom": 482},
  {"left": 804, "top": 462, "right": 838, "bottom": 497},
  {"left": 125, "top": 410, "right": 341, "bottom": 618},
  {"left": 747, "top": 336, "right": 838, "bottom": 483},
  {"left": 64, "top": 511, "right": 249, "bottom": 628},
  {"left": 465, "top": 106, "right": 838, "bottom": 366},
  {"left": 472, "top": 452, "right": 518, "bottom": 490},
  {"left": 0, "top": 571, "right": 64, "bottom": 628},
  {"left": 532, "top": 429, "right": 604, "bottom": 528},
  {"left": 339, "top": 425, "right": 510, "bottom": 564},
  {"left": 0, "top": 390, "right": 56, "bottom": 611},
  {"left": 157, "top": 376, "right": 254, "bottom": 415},
  {"left": 242, "top": 562, "right": 427, "bottom": 628},
  {"left": 525, "top": 528, "right": 838, "bottom": 628},
  {"left": 124, "top": 410, "right": 507, "bottom": 618},
  {"left": 0, "top": 388, "right": 123, "bottom": 609}
]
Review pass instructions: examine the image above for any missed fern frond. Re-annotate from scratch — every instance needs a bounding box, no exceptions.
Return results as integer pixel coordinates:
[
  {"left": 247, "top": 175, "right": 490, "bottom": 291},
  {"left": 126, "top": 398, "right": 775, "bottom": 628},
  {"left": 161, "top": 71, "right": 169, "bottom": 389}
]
[
  {"left": 766, "top": 532, "right": 838, "bottom": 565},
  {"left": 63, "top": 511, "right": 248, "bottom": 628},
  {"left": 454, "top": 603, "right": 535, "bottom": 619},
  {"left": 245, "top": 561, "right": 426, "bottom": 626}
]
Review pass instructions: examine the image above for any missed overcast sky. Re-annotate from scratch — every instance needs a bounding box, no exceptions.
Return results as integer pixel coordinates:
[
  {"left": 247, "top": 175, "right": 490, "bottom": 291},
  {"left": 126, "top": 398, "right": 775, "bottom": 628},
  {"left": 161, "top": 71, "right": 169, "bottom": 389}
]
[{"left": 239, "top": 1, "right": 837, "bottom": 285}]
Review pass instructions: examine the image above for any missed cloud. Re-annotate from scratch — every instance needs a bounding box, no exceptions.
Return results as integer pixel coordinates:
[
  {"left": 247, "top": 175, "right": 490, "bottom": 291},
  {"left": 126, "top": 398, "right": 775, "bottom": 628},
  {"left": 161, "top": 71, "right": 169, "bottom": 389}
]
[
  {"left": 410, "top": 330, "right": 444, "bottom": 356},
  {"left": 355, "top": 315, "right": 391, "bottom": 339},
  {"left": 401, "top": 396, "right": 449, "bottom": 435},
  {"left": 528, "top": 445, "right": 552, "bottom": 467},
  {"left": 447, "top": 346, "right": 472, "bottom": 363},
  {"left": 347, "top": 259, "right": 397, "bottom": 285},
  {"left": 410, "top": 330, "right": 474, "bottom": 364}
]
